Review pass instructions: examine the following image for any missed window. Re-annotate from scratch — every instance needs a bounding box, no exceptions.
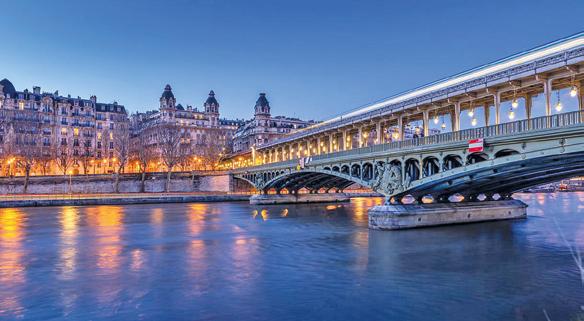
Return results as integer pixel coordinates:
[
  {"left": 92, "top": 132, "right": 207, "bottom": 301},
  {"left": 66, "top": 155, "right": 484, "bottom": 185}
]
[
  {"left": 109, "top": 123, "right": 114, "bottom": 130},
  {"left": 109, "top": 142, "right": 114, "bottom": 149},
  {"left": 18, "top": 101, "right": 24, "bottom": 110},
  {"left": 97, "top": 132, "right": 102, "bottom": 140},
  {"left": 73, "top": 128, "right": 79, "bottom": 136},
  {"left": 97, "top": 141, "right": 102, "bottom": 149},
  {"left": 61, "top": 128, "right": 67, "bottom": 135},
  {"left": 109, "top": 132, "right": 113, "bottom": 140}
]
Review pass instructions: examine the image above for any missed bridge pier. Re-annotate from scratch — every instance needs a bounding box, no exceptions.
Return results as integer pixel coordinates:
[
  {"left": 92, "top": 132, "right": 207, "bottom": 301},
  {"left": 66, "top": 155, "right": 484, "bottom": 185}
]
[
  {"left": 368, "top": 200, "right": 527, "bottom": 230},
  {"left": 250, "top": 192, "right": 351, "bottom": 205}
]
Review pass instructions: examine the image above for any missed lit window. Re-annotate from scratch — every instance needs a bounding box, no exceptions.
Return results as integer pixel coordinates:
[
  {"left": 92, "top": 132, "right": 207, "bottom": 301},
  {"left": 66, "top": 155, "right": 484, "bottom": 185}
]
[
  {"left": 73, "top": 128, "right": 79, "bottom": 136},
  {"left": 109, "top": 132, "right": 113, "bottom": 140},
  {"left": 61, "top": 128, "right": 67, "bottom": 135},
  {"left": 18, "top": 101, "right": 24, "bottom": 110}
]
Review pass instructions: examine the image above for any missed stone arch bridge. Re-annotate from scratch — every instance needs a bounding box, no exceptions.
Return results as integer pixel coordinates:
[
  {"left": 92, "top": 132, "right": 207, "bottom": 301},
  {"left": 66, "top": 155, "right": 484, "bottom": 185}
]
[{"left": 232, "top": 111, "right": 584, "bottom": 204}]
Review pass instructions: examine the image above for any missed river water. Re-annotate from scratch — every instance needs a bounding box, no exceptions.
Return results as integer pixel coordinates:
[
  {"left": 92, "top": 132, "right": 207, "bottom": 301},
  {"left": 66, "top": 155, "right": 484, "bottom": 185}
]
[{"left": 0, "top": 193, "right": 583, "bottom": 320}]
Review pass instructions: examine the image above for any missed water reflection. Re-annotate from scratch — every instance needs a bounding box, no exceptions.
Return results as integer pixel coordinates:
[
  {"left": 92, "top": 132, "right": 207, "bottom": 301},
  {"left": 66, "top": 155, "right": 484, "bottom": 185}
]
[
  {"left": 59, "top": 206, "right": 79, "bottom": 280},
  {"left": 86, "top": 206, "right": 125, "bottom": 272},
  {"left": 0, "top": 208, "right": 25, "bottom": 318},
  {"left": 2, "top": 195, "right": 584, "bottom": 320}
]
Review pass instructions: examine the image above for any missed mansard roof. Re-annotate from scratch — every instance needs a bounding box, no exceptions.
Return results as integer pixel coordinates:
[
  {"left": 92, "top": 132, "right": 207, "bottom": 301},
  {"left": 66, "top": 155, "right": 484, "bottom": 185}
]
[
  {"left": 176, "top": 103, "right": 185, "bottom": 111},
  {"left": 0, "top": 78, "right": 17, "bottom": 97},
  {"left": 255, "top": 93, "right": 269, "bottom": 108},
  {"left": 161, "top": 84, "right": 175, "bottom": 100},
  {"left": 205, "top": 90, "right": 219, "bottom": 106}
]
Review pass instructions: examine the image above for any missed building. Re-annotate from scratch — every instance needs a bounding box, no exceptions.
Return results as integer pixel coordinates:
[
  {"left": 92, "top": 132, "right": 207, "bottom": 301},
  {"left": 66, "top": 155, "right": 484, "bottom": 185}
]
[
  {"left": 232, "top": 93, "right": 316, "bottom": 153},
  {"left": 129, "top": 85, "right": 244, "bottom": 171},
  {"left": 0, "top": 78, "right": 128, "bottom": 176}
]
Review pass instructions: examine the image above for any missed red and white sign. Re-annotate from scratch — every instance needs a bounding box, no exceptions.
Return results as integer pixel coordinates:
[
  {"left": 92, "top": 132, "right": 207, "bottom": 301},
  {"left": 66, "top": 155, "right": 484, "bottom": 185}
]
[{"left": 468, "top": 138, "right": 484, "bottom": 153}]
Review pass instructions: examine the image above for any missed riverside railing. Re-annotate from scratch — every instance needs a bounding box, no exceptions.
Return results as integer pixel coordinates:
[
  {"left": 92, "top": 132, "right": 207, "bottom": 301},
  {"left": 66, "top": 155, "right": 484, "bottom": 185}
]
[{"left": 239, "top": 110, "right": 584, "bottom": 172}]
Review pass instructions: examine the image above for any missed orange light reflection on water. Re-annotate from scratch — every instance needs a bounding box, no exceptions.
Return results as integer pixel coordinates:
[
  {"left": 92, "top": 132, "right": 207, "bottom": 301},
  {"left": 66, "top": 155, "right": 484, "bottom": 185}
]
[{"left": 0, "top": 208, "right": 25, "bottom": 318}]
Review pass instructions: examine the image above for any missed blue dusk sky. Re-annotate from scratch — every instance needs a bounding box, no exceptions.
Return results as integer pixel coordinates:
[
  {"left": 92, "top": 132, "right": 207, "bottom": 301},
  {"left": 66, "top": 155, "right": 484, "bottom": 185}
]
[{"left": 1, "top": 0, "right": 583, "bottom": 121}]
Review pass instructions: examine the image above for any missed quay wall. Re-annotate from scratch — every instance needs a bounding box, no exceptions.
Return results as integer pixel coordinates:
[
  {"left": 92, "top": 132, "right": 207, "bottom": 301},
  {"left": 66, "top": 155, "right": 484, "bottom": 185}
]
[{"left": 0, "top": 172, "right": 233, "bottom": 194}]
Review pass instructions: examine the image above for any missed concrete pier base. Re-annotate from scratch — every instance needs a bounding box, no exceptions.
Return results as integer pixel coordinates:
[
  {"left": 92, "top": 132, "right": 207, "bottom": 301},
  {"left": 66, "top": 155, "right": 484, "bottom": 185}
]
[
  {"left": 368, "top": 200, "right": 528, "bottom": 230},
  {"left": 250, "top": 193, "right": 351, "bottom": 205}
]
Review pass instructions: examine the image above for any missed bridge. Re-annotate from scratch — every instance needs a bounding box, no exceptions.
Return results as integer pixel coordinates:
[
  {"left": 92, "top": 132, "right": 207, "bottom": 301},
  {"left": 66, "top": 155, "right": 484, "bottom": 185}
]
[{"left": 230, "top": 32, "right": 584, "bottom": 229}]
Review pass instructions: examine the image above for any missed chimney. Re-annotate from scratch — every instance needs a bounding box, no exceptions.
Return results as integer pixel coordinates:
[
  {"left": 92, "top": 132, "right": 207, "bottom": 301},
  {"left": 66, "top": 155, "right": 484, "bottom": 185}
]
[
  {"left": 33, "top": 86, "right": 41, "bottom": 95},
  {"left": 90, "top": 95, "right": 97, "bottom": 103}
]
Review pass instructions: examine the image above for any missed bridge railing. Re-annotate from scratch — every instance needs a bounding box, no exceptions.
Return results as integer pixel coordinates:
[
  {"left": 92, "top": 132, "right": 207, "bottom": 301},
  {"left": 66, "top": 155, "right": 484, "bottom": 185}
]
[{"left": 239, "top": 110, "right": 583, "bottom": 172}]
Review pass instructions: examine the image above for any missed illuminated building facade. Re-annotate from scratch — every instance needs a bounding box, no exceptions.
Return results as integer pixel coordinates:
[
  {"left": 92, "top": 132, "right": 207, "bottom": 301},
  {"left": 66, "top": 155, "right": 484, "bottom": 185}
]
[{"left": 0, "top": 78, "right": 128, "bottom": 175}]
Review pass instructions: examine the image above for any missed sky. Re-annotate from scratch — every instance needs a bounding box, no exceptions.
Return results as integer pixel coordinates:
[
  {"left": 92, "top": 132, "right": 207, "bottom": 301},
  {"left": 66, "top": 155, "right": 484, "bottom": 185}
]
[{"left": 1, "top": 0, "right": 583, "bottom": 122}]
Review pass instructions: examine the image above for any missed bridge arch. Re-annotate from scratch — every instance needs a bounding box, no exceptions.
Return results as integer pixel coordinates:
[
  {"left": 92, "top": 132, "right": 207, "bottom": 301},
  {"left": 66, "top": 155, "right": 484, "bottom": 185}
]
[
  {"left": 259, "top": 168, "right": 370, "bottom": 194},
  {"left": 422, "top": 156, "right": 440, "bottom": 178},
  {"left": 443, "top": 154, "right": 463, "bottom": 171},
  {"left": 405, "top": 158, "right": 420, "bottom": 181},
  {"left": 494, "top": 149, "right": 520, "bottom": 158},
  {"left": 467, "top": 152, "right": 489, "bottom": 165}
]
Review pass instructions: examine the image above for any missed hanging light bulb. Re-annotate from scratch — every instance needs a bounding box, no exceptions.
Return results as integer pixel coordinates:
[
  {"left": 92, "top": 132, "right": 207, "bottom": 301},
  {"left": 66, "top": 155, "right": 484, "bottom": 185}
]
[
  {"left": 508, "top": 108, "right": 515, "bottom": 120},
  {"left": 441, "top": 122, "right": 446, "bottom": 130},
  {"left": 555, "top": 91, "right": 563, "bottom": 112},
  {"left": 433, "top": 115, "right": 439, "bottom": 124},
  {"left": 511, "top": 98, "right": 519, "bottom": 109},
  {"left": 570, "top": 85, "right": 578, "bottom": 97},
  {"left": 471, "top": 118, "right": 477, "bottom": 127},
  {"left": 415, "top": 126, "right": 421, "bottom": 135},
  {"left": 468, "top": 109, "right": 474, "bottom": 117}
]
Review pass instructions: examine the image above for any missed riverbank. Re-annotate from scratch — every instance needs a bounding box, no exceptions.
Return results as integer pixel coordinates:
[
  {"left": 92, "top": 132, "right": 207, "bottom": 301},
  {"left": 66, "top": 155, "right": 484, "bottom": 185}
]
[
  {"left": 0, "top": 192, "right": 251, "bottom": 208},
  {"left": 0, "top": 192, "right": 381, "bottom": 208}
]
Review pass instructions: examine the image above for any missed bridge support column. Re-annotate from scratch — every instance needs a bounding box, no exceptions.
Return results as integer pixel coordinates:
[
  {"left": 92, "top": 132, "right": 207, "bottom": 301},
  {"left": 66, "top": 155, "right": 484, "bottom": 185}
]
[
  {"left": 453, "top": 102, "right": 461, "bottom": 132},
  {"left": 544, "top": 78, "right": 552, "bottom": 116},
  {"left": 494, "top": 92, "right": 501, "bottom": 125},
  {"left": 422, "top": 110, "right": 429, "bottom": 137},
  {"left": 484, "top": 102, "right": 490, "bottom": 126},
  {"left": 398, "top": 116, "right": 404, "bottom": 140},
  {"left": 368, "top": 200, "right": 527, "bottom": 230},
  {"left": 525, "top": 94, "right": 532, "bottom": 120}
]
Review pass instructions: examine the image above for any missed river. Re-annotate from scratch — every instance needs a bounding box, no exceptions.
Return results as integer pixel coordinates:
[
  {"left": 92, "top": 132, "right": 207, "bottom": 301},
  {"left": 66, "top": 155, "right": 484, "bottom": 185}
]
[{"left": 0, "top": 193, "right": 583, "bottom": 320}]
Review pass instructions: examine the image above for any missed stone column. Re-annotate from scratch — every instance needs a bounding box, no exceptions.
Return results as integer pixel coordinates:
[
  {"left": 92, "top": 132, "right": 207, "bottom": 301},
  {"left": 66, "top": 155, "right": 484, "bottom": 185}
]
[
  {"left": 398, "top": 116, "right": 404, "bottom": 140},
  {"left": 329, "top": 133, "right": 334, "bottom": 153},
  {"left": 483, "top": 102, "right": 490, "bottom": 126},
  {"left": 358, "top": 127, "right": 363, "bottom": 147},
  {"left": 544, "top": 78, "right": 552, "bottom": 116},
  {"left": 317, "top": 137, "right": 321, "bottom": 155},
  {"left": 453, "top": 102, "right": 461, "bottom": 132},
  {"left": 375, "top": 122, "right": 381, "bottom": 144},
  {"left": 494, "top": 92, "right": 501, "bottom": 125},
  {"left": 525, "top": 94, "right": 532, "bottom": 120},
  {"left": 422, "top": 110, "right": 429, "bottom": 137},
  {"left": 579, "top": 80, "right": 584, "bottom": 112},
  {"left": 342, "top": 130, "right": 347, "bottom": 150}
]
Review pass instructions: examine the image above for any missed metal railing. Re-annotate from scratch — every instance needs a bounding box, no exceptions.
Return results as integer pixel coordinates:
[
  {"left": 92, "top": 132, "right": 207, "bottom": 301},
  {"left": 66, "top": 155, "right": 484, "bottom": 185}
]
[{"left": 239, "top": 110, "right": 584, "bottom": 172}]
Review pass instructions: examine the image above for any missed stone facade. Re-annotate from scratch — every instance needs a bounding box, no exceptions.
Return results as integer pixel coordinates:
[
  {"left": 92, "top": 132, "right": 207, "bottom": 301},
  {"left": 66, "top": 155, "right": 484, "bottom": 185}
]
[
  {"left": 0, "top": 78, "right": 128, "bottom": 176},
  {"left": 130, "top": 86, "right": 244, "bottom": 170},
  {"left": 232, "top": 93, "right": 316, "bottom": 153}
]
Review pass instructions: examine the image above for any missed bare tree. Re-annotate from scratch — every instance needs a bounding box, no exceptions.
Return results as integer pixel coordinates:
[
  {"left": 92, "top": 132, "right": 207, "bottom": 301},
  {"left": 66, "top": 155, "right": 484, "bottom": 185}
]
[
  {"left": 198, "top": 130, "right": 224, "bottom": 170},
  {"left": 131, "top": 133, "right": 156, "bottom": 193},
  {"left": 78, "top": 147, "right": 94, "bottom": 175},
  {"left": 157, "top": 123, "right": 182, "bottom": 192},
  {"left": 56, "top": 143, "right": 75, "bottom": 176},
  {"left": 112, "top": 123, "right": 130, "bottom": 193}
]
